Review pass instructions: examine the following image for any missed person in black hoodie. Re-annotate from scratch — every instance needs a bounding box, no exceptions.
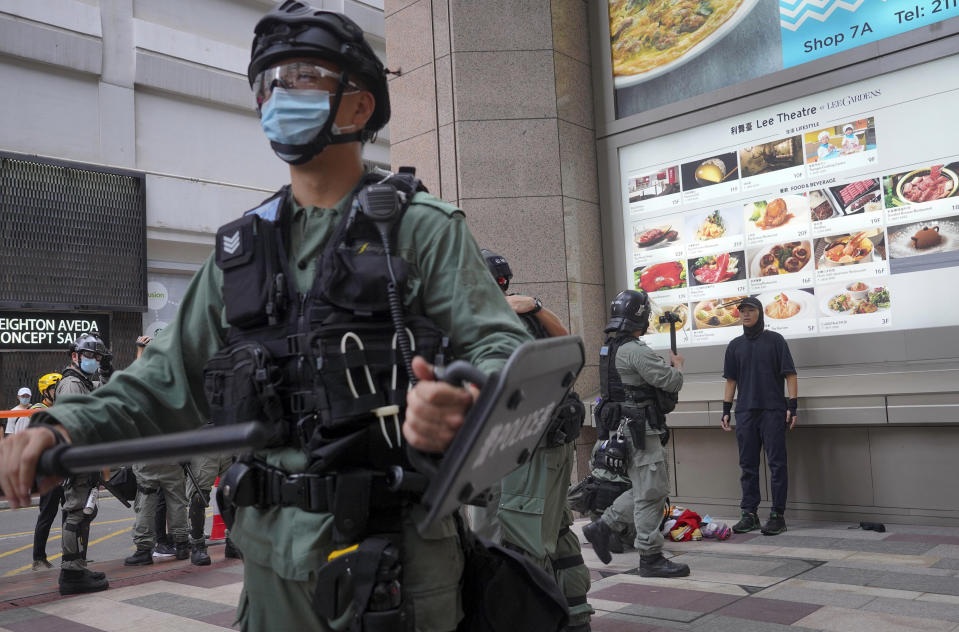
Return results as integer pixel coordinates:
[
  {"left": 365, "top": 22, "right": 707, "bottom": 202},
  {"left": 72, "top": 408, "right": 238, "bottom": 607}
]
[{"left": 720, "top": 297, "right": 798, "bottom": 536}]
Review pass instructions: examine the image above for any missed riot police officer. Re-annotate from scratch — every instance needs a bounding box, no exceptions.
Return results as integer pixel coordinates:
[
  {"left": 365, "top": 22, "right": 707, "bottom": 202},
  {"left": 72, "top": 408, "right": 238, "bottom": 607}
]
[
  {"left": 581, "top": 290, "right": 689, "bottom": 578},
  {"left": 55, "top": 333, "right": 110, "bottom": 594},
  {"left": 0, "top": 4, "right": 529, "bottom": 630},
  {"left": 474, "top": 249, "right": 593, "bottom": 631}
]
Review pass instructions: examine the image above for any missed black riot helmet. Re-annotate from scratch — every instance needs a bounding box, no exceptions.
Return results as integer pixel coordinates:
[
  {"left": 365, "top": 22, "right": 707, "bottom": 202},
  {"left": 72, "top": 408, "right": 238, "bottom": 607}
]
[
  {"left": 480, "top": 249, "right": 512, "bottom": 293},
  {"left": 248, "top": 1, "right": 390, "bottom": 160},
  {"left": 605, "top": 290, "right": 651, "bottom": 333},
  {"left": 71, "top": 332, "right": 110, "bottom": 358}
]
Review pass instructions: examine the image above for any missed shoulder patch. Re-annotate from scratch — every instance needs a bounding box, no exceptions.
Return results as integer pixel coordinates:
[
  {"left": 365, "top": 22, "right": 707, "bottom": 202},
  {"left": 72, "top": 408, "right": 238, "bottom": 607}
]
[{"left": 409, "top": 191, "right": 463, "bottom": 217}]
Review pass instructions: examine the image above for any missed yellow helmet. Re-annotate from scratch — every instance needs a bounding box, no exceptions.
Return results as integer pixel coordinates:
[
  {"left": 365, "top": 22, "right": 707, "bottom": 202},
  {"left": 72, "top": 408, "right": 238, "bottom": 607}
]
[{"left": 38, "top": 373, "right": 62, "bottom": 396}]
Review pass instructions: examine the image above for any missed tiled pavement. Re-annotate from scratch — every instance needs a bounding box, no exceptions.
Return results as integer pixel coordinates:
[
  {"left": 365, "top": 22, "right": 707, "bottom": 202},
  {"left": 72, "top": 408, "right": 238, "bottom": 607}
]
[
  {"left": 5, "top": 518, "right": 959, "bottom": 630},
  {"left": 579, "top": 516, "right": 959, "bottom": 632}
]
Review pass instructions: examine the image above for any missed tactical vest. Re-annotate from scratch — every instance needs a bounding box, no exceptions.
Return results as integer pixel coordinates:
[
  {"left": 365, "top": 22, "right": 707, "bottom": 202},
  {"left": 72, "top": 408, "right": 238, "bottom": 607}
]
[
  {"left": 594, "top": 334, "right": 677, "bottom": 439},
  {"left": 203, "top": 170, "right": 449, "bottom": 468}
]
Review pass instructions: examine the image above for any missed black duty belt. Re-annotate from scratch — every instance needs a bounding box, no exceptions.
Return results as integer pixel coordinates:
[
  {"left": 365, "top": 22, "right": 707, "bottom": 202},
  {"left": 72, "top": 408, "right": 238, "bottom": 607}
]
[{"left": 221, "top": 457, "right": 425, "bottom": 514}]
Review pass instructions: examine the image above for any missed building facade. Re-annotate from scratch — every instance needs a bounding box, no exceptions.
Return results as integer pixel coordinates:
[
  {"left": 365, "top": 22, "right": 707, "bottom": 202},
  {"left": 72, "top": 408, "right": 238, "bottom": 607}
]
[
  {"left": 385, "top": 0, "right": 959, "bottom": 526},
  {"left": 0, "top": 0, "right": 388, "bottom": 396}
]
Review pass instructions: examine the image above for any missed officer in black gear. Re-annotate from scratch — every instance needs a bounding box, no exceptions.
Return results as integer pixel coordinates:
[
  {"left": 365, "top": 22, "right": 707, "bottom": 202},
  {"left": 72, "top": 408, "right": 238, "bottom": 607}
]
[
  {"left": 54, "top": 332, "right": 111, "bottom": 595},
  {"left": 581, "top": 290, "right": 689, "bottom": 578}
]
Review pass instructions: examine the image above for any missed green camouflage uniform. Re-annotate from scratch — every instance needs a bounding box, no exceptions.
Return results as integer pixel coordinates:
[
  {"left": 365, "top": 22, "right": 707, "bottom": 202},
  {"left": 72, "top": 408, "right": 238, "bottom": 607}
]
[
  {"left": 44, "top": 184, "right": 530, "bottom": 631},
  {"left": 55, "top": 370, "right": 100, "bottom": 571},
  {"left": 470, "top": 311, "right": 592, "bottom": 628},
  {"left": 600, "top": 337, "right": 682, "bottom": 554},
  {"left": 186, "top": 451, "right": 233, "bottom": 546},
  {"left": 131, "top": 463, "right": 189, "bottom": 549}
]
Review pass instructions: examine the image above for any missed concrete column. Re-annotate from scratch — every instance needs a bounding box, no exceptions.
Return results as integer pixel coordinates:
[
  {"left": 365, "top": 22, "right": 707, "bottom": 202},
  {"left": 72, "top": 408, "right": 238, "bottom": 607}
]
[
  {"left": 98, "top": 0, "right": 135, "bottom": 167},
  {"left": 385, "top": 0, "right": 606, "bottom": 399},
  {"left": 387, "top": 0, "right": 605, "bottom": 482}
]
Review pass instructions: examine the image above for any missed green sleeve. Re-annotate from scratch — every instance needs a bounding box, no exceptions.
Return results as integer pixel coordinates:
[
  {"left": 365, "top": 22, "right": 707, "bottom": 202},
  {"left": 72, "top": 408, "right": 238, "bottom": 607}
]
[
  {"left": 45, "top": 257, "right": 227, "bottom": 445},
  {"left": 630, "top": 343, "right": 684, "bottom": 393},
  {"left": 401, "top": 199, "right": 531, "bottom": 375}
]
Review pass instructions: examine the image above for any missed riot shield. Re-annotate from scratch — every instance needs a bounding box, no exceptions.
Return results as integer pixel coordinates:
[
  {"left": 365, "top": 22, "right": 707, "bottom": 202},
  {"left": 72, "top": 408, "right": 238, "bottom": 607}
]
[{"left": 414, "top": 335, "right": 584, "bottom": 532}]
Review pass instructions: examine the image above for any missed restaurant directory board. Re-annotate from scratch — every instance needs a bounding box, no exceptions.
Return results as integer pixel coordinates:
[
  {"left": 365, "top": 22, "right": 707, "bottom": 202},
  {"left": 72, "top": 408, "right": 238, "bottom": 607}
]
[{"left": 618, "top": 53, "right": 959, "bottom": 350}]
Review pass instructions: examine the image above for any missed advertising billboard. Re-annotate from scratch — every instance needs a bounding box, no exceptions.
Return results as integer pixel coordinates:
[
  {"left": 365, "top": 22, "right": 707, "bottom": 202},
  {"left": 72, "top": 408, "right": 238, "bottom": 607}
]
[
  {"left": 609, "top": 0, "right": 958, "bottom": 119},
  {"left": 617, "top": 53, "right": 959, "bottom": 349}
]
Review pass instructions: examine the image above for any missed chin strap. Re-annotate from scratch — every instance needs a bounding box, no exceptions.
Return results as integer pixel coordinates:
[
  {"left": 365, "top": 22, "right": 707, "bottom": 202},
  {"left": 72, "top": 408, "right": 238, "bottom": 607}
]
[{"left": 269, "top": 71, "right": 364, "bottom": 165}]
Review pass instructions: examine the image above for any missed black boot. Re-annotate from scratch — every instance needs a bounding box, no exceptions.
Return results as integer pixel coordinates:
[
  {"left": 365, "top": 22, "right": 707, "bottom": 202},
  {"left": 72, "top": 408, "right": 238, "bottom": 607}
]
[
  {"left": 639, "top": 553, "right": 690, "bottom": 578},
  {"left": 224, "top": 538, "right": 242, "bottom": 560},
  {"left": 84, "top": 566, "right": 106, "bottom": 580},
  {"left": 124, "top": 547, "right": 154, "bottom": 566},
  {"left": 582, "top": 520, "right": 613, "bottom": 565},
  {"left": 175, "top": 541, "right": 190, "bottom": 560},
  {"left": 191, "top": 542, "right": 212, "bottom": 566},
  {"left": 567, "top": 624, "right": 591, "bottom": 632},
  {"left": 59, "top": 568, "right": 109, "bottom": 595}
]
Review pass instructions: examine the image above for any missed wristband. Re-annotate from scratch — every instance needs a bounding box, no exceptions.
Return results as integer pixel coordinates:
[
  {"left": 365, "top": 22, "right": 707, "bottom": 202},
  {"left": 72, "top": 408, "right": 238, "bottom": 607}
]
[
  {"left": 722, "top": 401, "right": 732, "bottom": 418},
  {"left": 787, "top": 398, "right": 798, "bottom": 414}
]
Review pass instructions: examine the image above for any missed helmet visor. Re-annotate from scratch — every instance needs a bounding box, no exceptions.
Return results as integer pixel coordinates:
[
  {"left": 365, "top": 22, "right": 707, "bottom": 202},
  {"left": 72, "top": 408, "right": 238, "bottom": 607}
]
[{"left": 252, "top": 62, "right": 357, "bottom": 107}]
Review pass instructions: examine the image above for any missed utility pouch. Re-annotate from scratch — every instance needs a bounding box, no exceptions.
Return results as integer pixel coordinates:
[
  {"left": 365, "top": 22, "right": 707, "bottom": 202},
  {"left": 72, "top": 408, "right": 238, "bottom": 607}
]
[
  {"left": 216, "top": 213, "right": 283, "bottom": 329},
  {"left": 545, "top": 391, "right": 585, "bottom": 447},
  {"left": 203, "top": 341, "right": 285, "bottom": 444},
  {"left": 309, "top": 316, "right": 448, "bottom": 430},
  {"left": 593, "top": 398, "right": 621, "bottom": 440},
  {"left": 107, "top": 466, "right": 138, "bottom": 503},
  {"left": 568, "top": 476, "right": 633, "bottom": 514},
  {"left": 457, "top": 521, "right": 568, "bottom": 632},
  {"left": 316, "top": 184, "right": 410, "bottom": 315}
]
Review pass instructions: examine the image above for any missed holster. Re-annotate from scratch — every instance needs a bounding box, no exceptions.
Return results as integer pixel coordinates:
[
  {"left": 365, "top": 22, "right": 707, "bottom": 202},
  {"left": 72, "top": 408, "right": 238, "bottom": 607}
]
[{"left": 313, "top": 536, "right": 414, "bottom": 632}]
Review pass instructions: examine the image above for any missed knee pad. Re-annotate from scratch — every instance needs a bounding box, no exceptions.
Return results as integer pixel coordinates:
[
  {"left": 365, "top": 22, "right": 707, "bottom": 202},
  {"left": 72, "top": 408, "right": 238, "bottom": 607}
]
[{"left": 189, "top": 494, "right": 206, "bottom": 533}]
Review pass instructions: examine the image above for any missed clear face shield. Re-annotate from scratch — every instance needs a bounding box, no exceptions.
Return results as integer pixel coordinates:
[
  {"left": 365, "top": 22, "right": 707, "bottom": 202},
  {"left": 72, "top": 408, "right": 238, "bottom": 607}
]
[{"left": 252, "top": 61, "right": 358, "bottom": 109}]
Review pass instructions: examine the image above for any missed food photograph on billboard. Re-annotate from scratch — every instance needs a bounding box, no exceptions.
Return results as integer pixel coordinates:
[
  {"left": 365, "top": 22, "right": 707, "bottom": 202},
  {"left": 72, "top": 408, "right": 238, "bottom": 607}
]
[
  {"left": 617, "top": 52, "right": 959, "bottom": 348},
  {"left": 608, "top": 1, "right": 958, "bottom": 119}
]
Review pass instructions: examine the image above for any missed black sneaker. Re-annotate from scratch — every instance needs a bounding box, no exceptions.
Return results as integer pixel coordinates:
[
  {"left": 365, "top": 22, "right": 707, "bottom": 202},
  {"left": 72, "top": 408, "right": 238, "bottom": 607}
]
[
  {"left": 582, "top": 520, "right": 613, "bottom": 565},
  {"left": 191, "top": 543, "right": 212, "bottom": 566},
  {"left": 732, "top": 511, "right": 760, "bottom": 533},
  {"left": 59, "top": 568, "right": 109, "bottom": 595},
  {"left": 761, "top": 512, "right": 787, "bottom": 535},
  {"left": 153, "top": 542, "right": 176, "bottom": 558},
  {"left": 175, "top": 542, "right": 190, "bottom": 560},
  {"left": 124, "top": 548, "right": 154, "bottom": 566},
  {"left": 639, "top": 553, "right": 690, "bottom": 578}
]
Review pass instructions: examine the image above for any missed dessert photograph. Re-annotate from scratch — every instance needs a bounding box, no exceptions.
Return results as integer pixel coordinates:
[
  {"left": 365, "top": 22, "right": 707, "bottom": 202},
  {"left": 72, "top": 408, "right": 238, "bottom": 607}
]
[
  {"left": 887, "top": 216, "right": 959, "bottom": 258},
  {"left": 680, "top": 152, "right": 739, "bottom": 191}
]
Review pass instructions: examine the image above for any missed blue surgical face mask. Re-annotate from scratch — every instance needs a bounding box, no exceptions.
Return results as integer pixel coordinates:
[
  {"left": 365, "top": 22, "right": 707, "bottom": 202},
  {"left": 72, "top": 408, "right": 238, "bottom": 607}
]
[
  {"left": 259, "top": 88, "right": 358, "bottom": 162},
  {"left": 80, "top": 356, "right": 100, "bottom": 375},
  {"left": 18, "top": 396, "right": 30, "bottom": 405}
]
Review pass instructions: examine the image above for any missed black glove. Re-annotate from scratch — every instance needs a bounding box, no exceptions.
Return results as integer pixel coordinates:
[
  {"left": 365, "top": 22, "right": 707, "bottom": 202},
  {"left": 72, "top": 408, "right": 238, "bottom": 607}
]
[
  {"left": 787, "top": 397, "right": 798, "bottom": 420},
  {"left": 99, "top": 354, "right": 114, "bottom": 380},
  {"left": 600, "top": 434, "right": 629, "bottom": 475}
]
